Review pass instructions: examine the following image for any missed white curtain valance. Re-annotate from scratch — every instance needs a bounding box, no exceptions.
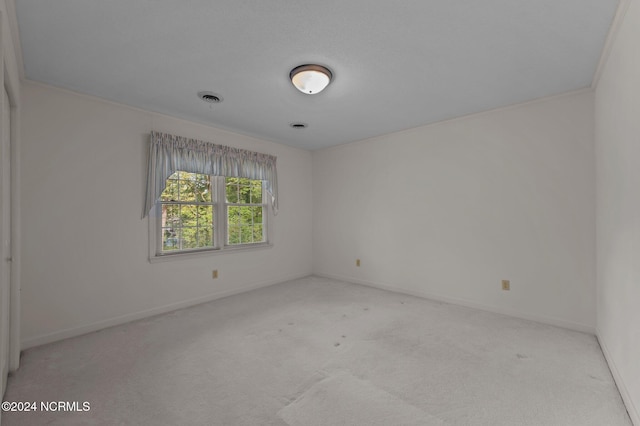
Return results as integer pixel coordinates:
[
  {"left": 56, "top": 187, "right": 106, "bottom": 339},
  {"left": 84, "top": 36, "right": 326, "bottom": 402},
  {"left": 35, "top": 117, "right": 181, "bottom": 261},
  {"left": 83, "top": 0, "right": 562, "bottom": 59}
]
[{"left": 143, "top": 131, "right": 278, "bottom": 217}]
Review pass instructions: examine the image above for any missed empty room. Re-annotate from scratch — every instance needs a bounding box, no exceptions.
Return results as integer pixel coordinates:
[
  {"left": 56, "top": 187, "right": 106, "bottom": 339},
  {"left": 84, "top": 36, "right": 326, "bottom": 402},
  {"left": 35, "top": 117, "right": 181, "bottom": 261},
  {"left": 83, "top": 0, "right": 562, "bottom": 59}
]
[{"left": 0, "top": 0, "right": 638, "bottom": 425}]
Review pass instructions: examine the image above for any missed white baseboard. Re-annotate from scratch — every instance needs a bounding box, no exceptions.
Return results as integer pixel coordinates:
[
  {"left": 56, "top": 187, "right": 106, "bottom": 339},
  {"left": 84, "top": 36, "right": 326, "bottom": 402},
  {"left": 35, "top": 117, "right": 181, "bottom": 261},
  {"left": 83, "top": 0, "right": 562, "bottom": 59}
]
[
  {"left": 314, "top": 272, "right": 596, "bottom": 334},
  {"left": 597, "top": 331, "right": 639, "bottom": 426},
  {"left": 21, "top": 273, "right": 311, "bottom": 350}
]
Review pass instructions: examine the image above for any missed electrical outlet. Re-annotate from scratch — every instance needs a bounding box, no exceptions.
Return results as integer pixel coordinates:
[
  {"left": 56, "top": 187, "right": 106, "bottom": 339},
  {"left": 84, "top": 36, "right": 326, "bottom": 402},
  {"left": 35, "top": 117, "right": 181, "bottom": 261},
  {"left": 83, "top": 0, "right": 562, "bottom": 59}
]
[
  {"left": 501, "top": 280, "right": 510, "bottom": 291},
  {"left": 212, "top": 270, "right": 219, "bottom": 279},
  {"left": 356, "top": 259, "right": 361, "bottom": 267}
]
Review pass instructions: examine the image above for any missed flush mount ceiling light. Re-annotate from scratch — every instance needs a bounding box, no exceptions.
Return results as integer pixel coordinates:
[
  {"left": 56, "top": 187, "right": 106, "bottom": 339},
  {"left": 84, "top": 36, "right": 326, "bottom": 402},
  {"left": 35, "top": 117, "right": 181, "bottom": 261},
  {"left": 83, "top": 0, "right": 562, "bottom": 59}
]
[{"left": 290, "top": 64, "right": 332, "bottom": 95}]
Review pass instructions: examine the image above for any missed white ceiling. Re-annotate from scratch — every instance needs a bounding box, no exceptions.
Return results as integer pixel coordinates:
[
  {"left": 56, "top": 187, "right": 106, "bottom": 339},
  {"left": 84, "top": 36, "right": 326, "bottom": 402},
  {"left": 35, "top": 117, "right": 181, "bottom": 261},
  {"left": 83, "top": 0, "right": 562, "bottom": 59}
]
[{"left": 14, "top": 0, "right": 618, "bottom": 150}]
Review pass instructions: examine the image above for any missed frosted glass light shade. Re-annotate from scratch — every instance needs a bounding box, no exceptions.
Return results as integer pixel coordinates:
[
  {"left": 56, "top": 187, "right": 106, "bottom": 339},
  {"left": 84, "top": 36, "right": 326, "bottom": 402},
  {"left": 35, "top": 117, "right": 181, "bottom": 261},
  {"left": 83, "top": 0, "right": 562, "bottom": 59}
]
[{"left": 290, "top": 65, "right": 332, "bottom": 94}]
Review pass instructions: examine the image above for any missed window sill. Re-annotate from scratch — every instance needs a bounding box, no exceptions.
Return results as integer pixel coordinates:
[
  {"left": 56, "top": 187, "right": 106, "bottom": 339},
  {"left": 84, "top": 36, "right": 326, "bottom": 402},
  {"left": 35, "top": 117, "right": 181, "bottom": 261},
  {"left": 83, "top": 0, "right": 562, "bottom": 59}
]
[{"left": 148, "top": 243, "right": 273, "bottom": 263}]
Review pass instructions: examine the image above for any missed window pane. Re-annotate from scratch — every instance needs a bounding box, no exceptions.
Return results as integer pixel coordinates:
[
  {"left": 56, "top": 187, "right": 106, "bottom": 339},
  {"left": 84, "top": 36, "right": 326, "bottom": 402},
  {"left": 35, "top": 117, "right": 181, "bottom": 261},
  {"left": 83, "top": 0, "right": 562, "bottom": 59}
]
[
  {"left": 159, "top": 171, "right": 218, "bottom": 254},
  {"left": 161, "top": 179, "right": 180, "bottom": 201},
  {"left": 240, "top": 226, "right": 253, "bottom": 244},
  {"left": 226, "top": 177, "right": 264, "bottom": 205},
  {"left": 181, "top": 227, "right": 198, "bottom": 249},
  {"left": 179, "top": 180, "right": 197, "bottom": 202},
  {"left": 197, "top": 227, "right": 214, "bottom": 248},
  {"left": 227, "top": 211, "right": 265, "bottom": 245},
  {"left": 162, "top": 204, "right": 180, "bottom": 228},
  {"left": 250, "top": 183, "right": 262, "bottom": 203},
  {"left": 226, "top": 182, "right": 239, "bottom": 203},
  {"left": 197, "top": 206, "right": 214, "bottom": 247},
  {"left": 162, "top": 228, "right": 180, "bottom": 251},
  {"left": 253, "top": 224, "right": 264, "bottom": 242},
  {"left": 234, "top": 177, "right": 249, "bottom": 185},
  {"left": 228, "top": 206, "right": 240, "bottom": 225},
  {"left": 240, "top": 206, "right": 253, "bottom": 225},
  {"left": 254, "top": 207, "right": 263, "bottom": 225},
  {"left": 228, "top": 226, "right": 240, "bottom": 245},
  {"left": 161, "top": 172, "right": 214, "bottom": 203},
  {"left": 240, "top": 183, "right": 251, "bottom": 203},
  {"left": 181, "top": 205, "right": 198, "bottom": 227},
  {"left": 197, "top": 205, "right": 213, "bottom": 224},
  {"left": 226, "top": 192, "right": 264, "bottom": 246},
  {"left": 194, "top": 177, "right": 212, "bottom": 202}
]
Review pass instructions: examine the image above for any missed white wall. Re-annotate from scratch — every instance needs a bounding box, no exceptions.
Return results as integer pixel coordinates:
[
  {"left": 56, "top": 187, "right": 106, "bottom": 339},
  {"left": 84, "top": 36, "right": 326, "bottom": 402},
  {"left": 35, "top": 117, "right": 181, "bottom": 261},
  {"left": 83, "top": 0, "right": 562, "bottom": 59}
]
[
  {"left": 594, "top": 0, "right": 640, "bottom": 423},
  {"left": 20, "top": 82, "right": 313, "bottom": 348},
  {"left": 2, "top": 0, "right": 23, "bottom": 373},
  {"left": 313, "top": 90, "right": 596, "bottom": 332}
]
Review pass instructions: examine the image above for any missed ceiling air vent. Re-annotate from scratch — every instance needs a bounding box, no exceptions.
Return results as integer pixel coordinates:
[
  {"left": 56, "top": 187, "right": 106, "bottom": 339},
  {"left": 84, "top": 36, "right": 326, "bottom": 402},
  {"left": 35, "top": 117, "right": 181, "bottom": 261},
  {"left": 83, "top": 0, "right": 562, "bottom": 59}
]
[
  {"left": 290, "top": 123, "right": 308, "bottom": 129},
  {"left": 197, "top": 91, "right": 223, "bottom": 103}
]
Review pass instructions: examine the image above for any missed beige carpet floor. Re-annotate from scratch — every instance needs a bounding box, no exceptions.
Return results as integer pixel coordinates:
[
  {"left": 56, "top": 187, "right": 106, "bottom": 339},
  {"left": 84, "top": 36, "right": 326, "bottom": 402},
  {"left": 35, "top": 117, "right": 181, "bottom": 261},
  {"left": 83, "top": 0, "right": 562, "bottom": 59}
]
[{"left": 2, "top": 276, "right": 632, "bottom": 425}]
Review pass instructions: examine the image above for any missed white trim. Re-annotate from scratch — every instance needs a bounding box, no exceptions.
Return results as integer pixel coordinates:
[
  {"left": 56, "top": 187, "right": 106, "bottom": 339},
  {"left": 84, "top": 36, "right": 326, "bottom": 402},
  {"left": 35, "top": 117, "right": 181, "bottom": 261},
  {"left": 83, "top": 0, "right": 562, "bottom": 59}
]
[
  {"left": 597, "top": 331, "right": 639, "bottom": 425},
  {"left": 3, "top": 0, "right": 22, "bottom": 80},
  {"left": 591, "top": 0, "right": 632, "bottom": 89},
  {"left": 22, "top": 80, "right": 593, "bottom": 155},
  {"left": 1, "top": 1, "right": 20, "bottom": 102},
  {"left": 21, "top": 79, "right": 311, "bottom": 156},
  {"left": 7, "top": 70, "right": 18, "bottom": 372},
  {"left": 21, "top": 273, "right": 311, "bottom": 349},
  {"left": 149, "top": 242, "right": 273, "bottom": 263},
  {"left": 315, "top": 272, "right": 596, "bottom": 334},
  {"left": 1, "top": 2, "right": 22, "bottom": 373},
  {"left": 22, "top": 79, "right": 309, "bottom": 153},
  {"left": 0, "top": 17, "right": 6, "bottom": 397}
]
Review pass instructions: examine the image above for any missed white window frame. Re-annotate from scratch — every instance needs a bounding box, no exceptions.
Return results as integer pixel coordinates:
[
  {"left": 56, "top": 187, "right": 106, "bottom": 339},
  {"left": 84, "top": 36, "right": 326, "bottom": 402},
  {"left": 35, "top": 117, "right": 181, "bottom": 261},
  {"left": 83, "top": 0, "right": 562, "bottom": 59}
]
[{"left": 148, "top": 175, "right": 272, "bottom": 263}]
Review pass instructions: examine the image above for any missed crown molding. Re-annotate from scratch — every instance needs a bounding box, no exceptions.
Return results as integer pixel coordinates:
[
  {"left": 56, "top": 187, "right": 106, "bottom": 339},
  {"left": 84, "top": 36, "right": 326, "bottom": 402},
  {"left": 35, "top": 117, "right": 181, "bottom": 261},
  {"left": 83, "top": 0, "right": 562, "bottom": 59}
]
[
  {"left": 591, "top": 0, "right": 632, "bottom": 89},
  {"left": 4, "top": 0, "right": 24, "bottom": 80},
  {"left": 316, "top": 87, "right": 594, "bottom": 153}
]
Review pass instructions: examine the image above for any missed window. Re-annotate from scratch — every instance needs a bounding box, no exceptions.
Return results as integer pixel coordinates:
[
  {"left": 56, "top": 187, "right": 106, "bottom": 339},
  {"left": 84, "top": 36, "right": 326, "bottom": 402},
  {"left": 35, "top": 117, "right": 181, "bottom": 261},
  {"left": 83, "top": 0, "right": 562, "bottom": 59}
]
[
  {"left": 225, "top": 177, "right": 265, "bottom": 245},
  {"left": 144, "top": 131, "right": 278, "bottom": 261},
  {"left": 160, "top": 172, "right": 215, "bottom": 252},
  {"left": 154, "top": 172, "right": 268, "bottom": 257}
]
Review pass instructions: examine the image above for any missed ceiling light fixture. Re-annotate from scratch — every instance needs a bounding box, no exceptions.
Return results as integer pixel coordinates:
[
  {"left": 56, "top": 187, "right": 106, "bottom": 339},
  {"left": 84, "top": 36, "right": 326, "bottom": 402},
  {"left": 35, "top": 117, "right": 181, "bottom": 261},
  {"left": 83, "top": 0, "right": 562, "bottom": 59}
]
[
  {"left": 290, "top": 122, "right": 308, "bottom": 129},
  {"left": 290, "top": 64, "right": 332, "bottom": 95}
]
